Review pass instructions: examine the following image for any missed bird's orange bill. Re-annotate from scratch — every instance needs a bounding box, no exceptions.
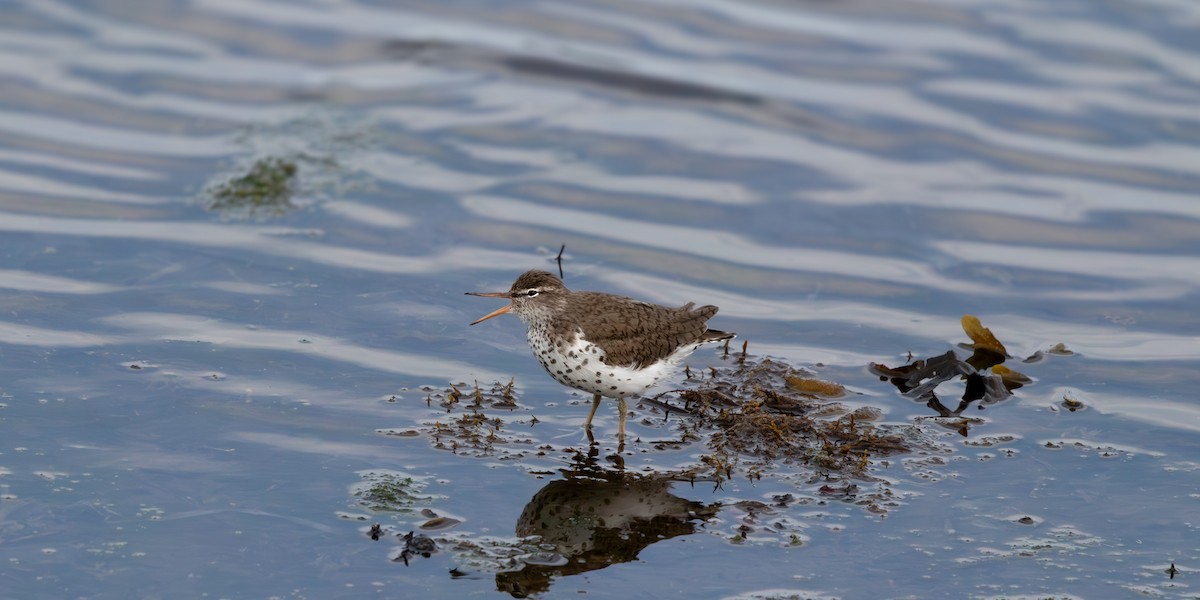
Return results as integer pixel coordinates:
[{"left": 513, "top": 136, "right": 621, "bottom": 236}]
[{"left": 465, "top": 291, "right": 513, "bottom": 325}]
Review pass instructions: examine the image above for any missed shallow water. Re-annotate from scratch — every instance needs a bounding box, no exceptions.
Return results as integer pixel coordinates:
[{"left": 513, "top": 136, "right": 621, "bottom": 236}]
[{"left": 2, "top": 0, "right": 1199, "bottom": 598}]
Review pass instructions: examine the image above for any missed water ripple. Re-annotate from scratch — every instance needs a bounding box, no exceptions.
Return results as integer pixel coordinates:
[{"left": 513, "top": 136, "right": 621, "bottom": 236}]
[{"left": 0, "top": 270, "right": 121, "bottom": 294}]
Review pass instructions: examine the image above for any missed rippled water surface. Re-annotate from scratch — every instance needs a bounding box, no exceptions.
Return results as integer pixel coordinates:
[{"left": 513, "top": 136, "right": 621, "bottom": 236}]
[{"left": 3, "top": 0, "right": 1200, "bottom": 598}]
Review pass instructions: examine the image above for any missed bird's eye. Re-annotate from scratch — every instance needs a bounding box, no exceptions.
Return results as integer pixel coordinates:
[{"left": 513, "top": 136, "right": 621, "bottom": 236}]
[{"left": 525, "top": 289, "right": 539, "bottom": 297}]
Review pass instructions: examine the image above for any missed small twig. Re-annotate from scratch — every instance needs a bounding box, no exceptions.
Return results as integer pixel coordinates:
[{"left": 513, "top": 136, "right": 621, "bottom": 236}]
[
  {"left": 647, "top": 388, "right": 690, "bottom": 403},
  {"left": 555, "top": 244, "right": 566, "bottom": 279},
  {"left": 641, "top": 395, "right": 697, "bottom": 419}
]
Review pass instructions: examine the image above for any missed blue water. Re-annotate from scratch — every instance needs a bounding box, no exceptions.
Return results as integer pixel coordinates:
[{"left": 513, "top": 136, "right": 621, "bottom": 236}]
[{"left": 2, "top": 0, "right": 1199, "bottom": 598}]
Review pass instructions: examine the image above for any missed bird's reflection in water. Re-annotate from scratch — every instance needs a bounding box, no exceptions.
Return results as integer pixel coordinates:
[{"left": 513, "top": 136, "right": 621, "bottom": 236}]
[{"left": 496, "top": 461, "right": 718, "bottom": 598}]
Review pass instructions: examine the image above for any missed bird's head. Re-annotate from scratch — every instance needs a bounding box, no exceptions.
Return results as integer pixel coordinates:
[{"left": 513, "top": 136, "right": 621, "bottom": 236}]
[{"left": 466, "top": 270, "right": 569, "bottom": 325}]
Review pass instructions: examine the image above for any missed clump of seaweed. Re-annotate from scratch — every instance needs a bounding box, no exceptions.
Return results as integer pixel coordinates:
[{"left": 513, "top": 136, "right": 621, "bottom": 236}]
[
  {"left": 406, "top": 349, "right": 914, "bottom": 513},
  {"left": 351, "top": 470, "right": 436, "bottom": 512},
  {"left": 650, "top": 352, "right": 910, "bottom": 496},
  {"left": 869, "top": 315, "right": 1069, "bottom": 435},
  {"left": 419, "top": 379, "right": 533, "bottom": 458},
  {"left": 205, "top": 157, "right": 299, "bottom": 217}
]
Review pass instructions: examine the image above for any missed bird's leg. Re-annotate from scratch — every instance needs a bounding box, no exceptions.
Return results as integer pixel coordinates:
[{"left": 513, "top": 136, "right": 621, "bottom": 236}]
[
  {"left": 617, "top": 396, "right": 627, "bottom": 442},
  {"left": 585, "top": 392, "right": 602, "bottom": 429}
]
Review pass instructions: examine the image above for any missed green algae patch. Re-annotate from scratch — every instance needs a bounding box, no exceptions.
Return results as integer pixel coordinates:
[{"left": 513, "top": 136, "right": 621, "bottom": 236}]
[
  {"left": 352, "top": 470, "right": 433, "bottom": 513},
  {"left": 205, "top": 157, "right": 299, "bottom": 217}
]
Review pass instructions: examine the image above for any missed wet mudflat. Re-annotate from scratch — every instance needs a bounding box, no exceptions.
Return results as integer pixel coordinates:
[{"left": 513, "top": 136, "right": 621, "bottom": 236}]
[{"left": 1, "top": 0, "right": 1199, "bottom": 598}]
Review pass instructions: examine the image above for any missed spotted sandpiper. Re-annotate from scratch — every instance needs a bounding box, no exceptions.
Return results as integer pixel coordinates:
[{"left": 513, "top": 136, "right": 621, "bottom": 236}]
[{"left": 467, "top": 270, "right": 734, "bottom": 442}]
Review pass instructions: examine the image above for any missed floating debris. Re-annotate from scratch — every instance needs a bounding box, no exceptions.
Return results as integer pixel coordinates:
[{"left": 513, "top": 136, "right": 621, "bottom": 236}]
[
  {"left": 784, "top": 376, "right": 847, "bottom": 398},
  {"left": 419, "top": 516, "right": 463, "bottom": 532},
  {"left": 871, "top": 314, "right": 1070, "bottom": 434},
  {"left": 375, "top": 428, "right": 421, "bottom": 437},
  {"left": 1061, "top": 393, "right": 1086, "bottom": 412},
  {"left": 961, "top": 314, "right": 1008, "bottom": 360}
]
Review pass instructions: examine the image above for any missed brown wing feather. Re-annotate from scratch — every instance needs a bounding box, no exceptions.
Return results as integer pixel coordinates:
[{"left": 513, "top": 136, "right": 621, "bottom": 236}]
[{"left": 561, "top": 292, "right": 730, "bottom": 367}]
